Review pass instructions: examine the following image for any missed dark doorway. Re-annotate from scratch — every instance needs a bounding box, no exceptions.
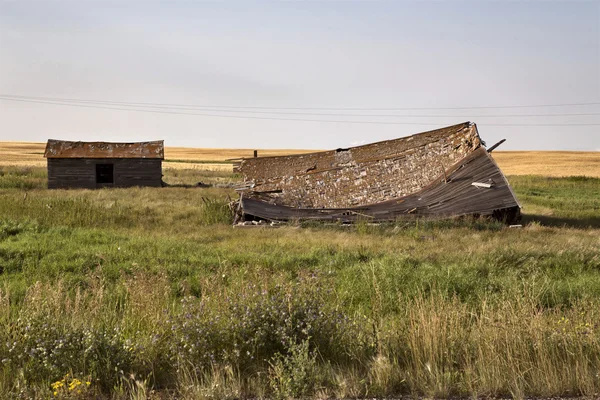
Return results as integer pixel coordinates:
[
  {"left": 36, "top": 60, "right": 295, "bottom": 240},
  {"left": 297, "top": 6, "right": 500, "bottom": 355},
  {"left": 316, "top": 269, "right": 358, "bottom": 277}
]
[{"left": 96, "top": 164, "right": 114, "bottom": 184}]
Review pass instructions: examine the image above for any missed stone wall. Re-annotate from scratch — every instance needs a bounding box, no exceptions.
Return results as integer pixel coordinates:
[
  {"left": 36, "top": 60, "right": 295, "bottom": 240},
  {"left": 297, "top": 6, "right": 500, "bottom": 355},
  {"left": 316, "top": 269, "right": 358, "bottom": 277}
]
[{"left": 237, "top": 122, "right": 482, "bottom": 208}]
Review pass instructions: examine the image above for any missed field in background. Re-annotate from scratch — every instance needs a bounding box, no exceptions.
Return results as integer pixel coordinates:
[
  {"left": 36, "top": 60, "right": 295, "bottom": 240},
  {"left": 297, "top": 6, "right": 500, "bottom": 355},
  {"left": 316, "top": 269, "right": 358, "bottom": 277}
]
[
  {"left": 0, "top": 142, "right": 46, "bottom": 167},
  {"left": 1, "top": 142, "right": 600, "bottom": 398},
  {"left": 493, "top": 151, "right": 600, "bottom": 177},
  {"left": 165, "top": 145, "right": 316, "bottom": 161},
  {"left": 0, "top": 142, "right": 316, "bottom": 171},
  {"left": 2, "top": 142, "right": 599, "bottom": 176}
]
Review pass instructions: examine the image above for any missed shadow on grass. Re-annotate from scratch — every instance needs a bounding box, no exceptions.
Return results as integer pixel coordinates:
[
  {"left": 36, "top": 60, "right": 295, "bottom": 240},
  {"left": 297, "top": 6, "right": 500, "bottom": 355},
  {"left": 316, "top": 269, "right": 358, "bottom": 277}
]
[{"left": 523, "top": 214, "right": 600, "bottom": 229}]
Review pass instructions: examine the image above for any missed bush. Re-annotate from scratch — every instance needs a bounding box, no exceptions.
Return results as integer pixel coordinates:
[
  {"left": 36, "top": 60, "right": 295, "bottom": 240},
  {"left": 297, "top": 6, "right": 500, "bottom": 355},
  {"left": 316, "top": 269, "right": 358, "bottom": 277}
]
[
  {"left": 3, "top": 311, "right": 133, "bottom": 391},
  {"left": 167, "top": 277, "right": 370, "bottom": 376},
  {"left": 269, "top": 339, "right": 318, "bottom": 399}
]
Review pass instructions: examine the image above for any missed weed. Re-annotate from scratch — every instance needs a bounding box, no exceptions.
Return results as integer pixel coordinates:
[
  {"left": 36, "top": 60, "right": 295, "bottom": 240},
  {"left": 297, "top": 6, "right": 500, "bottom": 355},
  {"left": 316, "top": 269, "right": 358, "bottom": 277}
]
[
  {"left": 199, "top": 197, "right": 233, "bottom": 225},
  {"left": 268, "top": 339, "right": 318, "bottom": 400}
]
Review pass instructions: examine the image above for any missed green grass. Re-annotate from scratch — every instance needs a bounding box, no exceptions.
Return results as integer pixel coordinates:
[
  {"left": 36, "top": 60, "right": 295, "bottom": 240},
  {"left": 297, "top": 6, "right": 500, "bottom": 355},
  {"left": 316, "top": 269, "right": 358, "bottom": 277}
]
[
  {"left": 510, "top": 175, "right": 600, "bottom": 227},
  {"left": 0, "top": 167, "right": 599, "bottom": 398},
  {"left": 0, "top": 166, "right": 47, "bottom": 189}
]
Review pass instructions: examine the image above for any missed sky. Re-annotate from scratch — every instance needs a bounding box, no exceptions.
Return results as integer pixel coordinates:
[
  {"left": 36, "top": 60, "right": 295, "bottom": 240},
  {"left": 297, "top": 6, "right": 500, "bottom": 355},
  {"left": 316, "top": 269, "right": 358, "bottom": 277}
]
[{"left": 0, "top": 0, "right": 599, "bottom": 151}]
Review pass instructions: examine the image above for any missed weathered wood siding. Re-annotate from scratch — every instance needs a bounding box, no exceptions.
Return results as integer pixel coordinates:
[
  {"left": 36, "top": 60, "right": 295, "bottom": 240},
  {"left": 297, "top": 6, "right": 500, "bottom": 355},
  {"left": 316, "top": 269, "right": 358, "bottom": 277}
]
[
  {"left": 47, "top": 158, "right": 162, "bottom": 189},
  {"left": 240, "top": 148, "right": 521, "bottom": 223},
  {"left": 236, "top": 122, "right": 482, "bottom": 208}
]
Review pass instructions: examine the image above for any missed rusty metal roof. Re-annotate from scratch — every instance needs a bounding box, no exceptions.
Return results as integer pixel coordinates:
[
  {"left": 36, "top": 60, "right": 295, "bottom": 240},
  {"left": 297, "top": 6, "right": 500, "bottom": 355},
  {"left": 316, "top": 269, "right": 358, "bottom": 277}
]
[{"left": 44, "top": 139, "right": 164, "bottom": 159}]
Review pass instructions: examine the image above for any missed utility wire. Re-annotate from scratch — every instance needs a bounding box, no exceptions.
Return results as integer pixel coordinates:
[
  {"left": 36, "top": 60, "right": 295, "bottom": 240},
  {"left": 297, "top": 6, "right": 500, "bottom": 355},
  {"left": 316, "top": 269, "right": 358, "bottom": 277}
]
[
  {"left": 2, "top": 93, "right": 600, "bottom": 111},
  {"left": 1, "top": 94, "right": 599, "bottom": 118},
  {"left": 0, "top": 96, "right": 448, "bottom": 126},
  {"left": 2, "top": 96, "right": 600, "bottom": 127}
]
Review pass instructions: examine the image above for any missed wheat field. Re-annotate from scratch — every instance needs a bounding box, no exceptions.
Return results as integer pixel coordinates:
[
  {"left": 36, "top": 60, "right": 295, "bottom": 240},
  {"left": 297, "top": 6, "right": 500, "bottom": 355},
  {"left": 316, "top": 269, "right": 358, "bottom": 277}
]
[
  {"left": 492, "top": 151, "right": 600, "bottom": 177},
  {"left": 1, "top": 141, "right": 599, "bottom": 176},
  {"left": 0, "top": 142, "right": 316, "bottom": 171}
]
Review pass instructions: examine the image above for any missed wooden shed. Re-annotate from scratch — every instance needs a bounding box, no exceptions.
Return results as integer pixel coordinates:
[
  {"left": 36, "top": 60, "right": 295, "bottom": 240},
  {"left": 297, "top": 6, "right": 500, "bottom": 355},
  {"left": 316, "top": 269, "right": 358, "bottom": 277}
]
[
  {"left": 44, "top": 139, "right": 164, "bottom": 189},
  {"left": 233, "top": 122, "right": 521, "bottom": 224}
]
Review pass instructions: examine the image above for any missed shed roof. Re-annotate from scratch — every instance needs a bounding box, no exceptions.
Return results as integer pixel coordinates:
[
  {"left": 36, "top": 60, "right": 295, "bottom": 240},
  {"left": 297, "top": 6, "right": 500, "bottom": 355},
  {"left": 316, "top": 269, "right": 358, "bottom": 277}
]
[
  {"left": 235, "top": 122, "right": 481, "bottom": 184},
  {"left": 234, "top": 122, "right": 521, "bottom": 223},
  {"left": 44, "top": 140, "right": 164, "bottom": 159},
  {"left": 236, "top": 122, "right": 474, "bottom": 162}
]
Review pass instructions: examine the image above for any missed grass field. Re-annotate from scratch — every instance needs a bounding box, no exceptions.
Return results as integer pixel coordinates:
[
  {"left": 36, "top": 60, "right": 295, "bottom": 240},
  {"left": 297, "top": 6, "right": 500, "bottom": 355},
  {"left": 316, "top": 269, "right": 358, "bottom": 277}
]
[
  {"left": 0, "top": 142, "right": 316, "bottom": 172},
  {"left": 2, "top": 142, "right": 599, "bottom": 177},
  {"left": 492, "top": 151, "right": 600, "bottom": 177},
  {"left": 0, "top": 143, "right": 599, "bottom": 399}
]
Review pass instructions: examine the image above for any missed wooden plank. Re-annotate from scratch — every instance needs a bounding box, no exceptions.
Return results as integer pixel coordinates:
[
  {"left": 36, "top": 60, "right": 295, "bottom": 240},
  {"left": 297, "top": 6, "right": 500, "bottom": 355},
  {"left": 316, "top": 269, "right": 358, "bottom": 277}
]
[
  {"left": 471, "top": 182, "right": 493, "bottom": 188},
  {"left": 240, "top": 148, "right": 520, "bottom": 223},
  {"left": 47, "top": 158, "right": 162, "bottom": 189}
]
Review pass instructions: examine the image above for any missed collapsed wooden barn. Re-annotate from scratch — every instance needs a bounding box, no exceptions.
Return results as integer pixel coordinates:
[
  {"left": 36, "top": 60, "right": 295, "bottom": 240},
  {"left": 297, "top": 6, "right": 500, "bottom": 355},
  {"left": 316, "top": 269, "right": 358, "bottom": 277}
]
[
  {"left": 233, "top": 122, "right": 521, "bottom": 224},
  {"left": 44, "top": 140, "right": 164, "bottom": 189}
]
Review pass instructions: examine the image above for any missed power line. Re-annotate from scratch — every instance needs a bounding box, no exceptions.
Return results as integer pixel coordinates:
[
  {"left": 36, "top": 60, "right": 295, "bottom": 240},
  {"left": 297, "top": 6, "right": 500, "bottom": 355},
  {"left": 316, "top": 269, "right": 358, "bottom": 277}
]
[
  {"left": 2, "top": 96, "right": 600, "bottom": 127},
  {"left": 1, "top": 94, "right": 599, "bottom": 118},
  {"left": 2, "top": 93, "right": 600, "bottom": 111},
  {"left": 0, "top": 96, "right": 446, "bottom": 126}
]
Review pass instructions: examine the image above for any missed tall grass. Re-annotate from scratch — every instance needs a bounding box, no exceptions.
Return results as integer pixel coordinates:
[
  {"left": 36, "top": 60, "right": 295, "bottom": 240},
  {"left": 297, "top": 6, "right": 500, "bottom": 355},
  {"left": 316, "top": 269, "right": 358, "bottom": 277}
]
[
  {"left": 2, "top": 276, "right": 600, "bottom": 398},
  {"left": 509, "top": 175, "right": 600, "bottom": 226},
  {"left": 0, "top": 167, "right": 599, "bottom": 397},
  {"left": 0, "top": 166, "right": 46, "bottom": 189}
]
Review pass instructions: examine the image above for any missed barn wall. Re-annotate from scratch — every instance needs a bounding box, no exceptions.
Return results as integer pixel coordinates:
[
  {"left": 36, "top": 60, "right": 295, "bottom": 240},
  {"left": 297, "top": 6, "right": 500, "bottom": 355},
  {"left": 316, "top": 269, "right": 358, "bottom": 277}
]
[
  {"left": 48, "top": 158, "right": 162, "bottom": 189},
  {"left": 113, "top": 159, "right": 162, "bottom": 188},
  {"left": 238, "top": 123, "right": 482, "bottom": 208}
]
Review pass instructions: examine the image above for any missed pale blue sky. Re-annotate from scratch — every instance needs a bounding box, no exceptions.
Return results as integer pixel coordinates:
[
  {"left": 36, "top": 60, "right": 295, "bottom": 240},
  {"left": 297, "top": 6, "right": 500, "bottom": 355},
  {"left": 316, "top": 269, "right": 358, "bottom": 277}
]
[{"left": 0, "top": 0, "right": 599, "bottom": 150}]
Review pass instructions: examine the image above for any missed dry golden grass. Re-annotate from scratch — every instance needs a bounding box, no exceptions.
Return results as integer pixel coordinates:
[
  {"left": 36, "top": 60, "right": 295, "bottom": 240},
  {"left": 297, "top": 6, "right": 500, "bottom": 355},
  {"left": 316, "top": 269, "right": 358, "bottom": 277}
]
[
  {"left": 493, "top": 151, "right": 600, "bottom": 178},
  {"left": 1, "top": 142, "right": 598, "bottom": 177},
  {"left": 162, "top": 162, "right": 233, "bottom": 172},
  {"left": 163, "top": 147, "right": 316, "bottom": 171},
  {"left": 0, "top": 142, "right": 47, "bottom": 168},
  {"left": 0, "top": 142, "right": 315, "bottom": 172},
  {"left": 164, "top": 146, "right": 316, "bottom": 161}
]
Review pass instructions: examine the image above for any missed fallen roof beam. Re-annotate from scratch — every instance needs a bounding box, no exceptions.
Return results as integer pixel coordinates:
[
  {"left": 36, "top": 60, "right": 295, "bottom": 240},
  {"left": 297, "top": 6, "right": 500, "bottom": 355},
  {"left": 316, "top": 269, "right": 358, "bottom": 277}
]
[{"left": 487, "top": 139, "right": 506, "bottom": 153}]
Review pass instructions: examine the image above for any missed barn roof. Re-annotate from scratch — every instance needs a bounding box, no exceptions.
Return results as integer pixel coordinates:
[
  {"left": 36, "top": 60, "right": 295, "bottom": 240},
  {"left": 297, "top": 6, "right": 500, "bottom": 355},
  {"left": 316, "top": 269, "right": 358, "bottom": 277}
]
[
  {"left": 237, "top": 121, "right": 475, "bottom": 163},
  {"left": 44, "top": 140, "right": 164, "bottom": 159},
  {"left": 234, "top": 122, "right": 521, "bottom": 223}
]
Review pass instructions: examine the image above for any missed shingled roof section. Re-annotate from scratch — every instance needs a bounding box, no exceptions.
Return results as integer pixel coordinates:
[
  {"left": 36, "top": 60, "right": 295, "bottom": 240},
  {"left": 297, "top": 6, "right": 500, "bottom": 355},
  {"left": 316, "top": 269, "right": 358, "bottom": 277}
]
[
  {"left": 234, "top": 122, "right": 521, "bottom": 224},
  {"left": 44, "top": 140, "right": 164, "bottom": 159},
  {"left": 235, "top": 122, "right": 484, "bottom": 209}
]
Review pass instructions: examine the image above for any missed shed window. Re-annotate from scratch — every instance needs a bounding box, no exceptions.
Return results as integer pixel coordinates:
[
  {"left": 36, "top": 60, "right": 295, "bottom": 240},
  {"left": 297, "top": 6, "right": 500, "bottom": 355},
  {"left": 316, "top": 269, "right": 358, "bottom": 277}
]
[{"left": 96, "top": 164, "right": 114, "bottom": 184}]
